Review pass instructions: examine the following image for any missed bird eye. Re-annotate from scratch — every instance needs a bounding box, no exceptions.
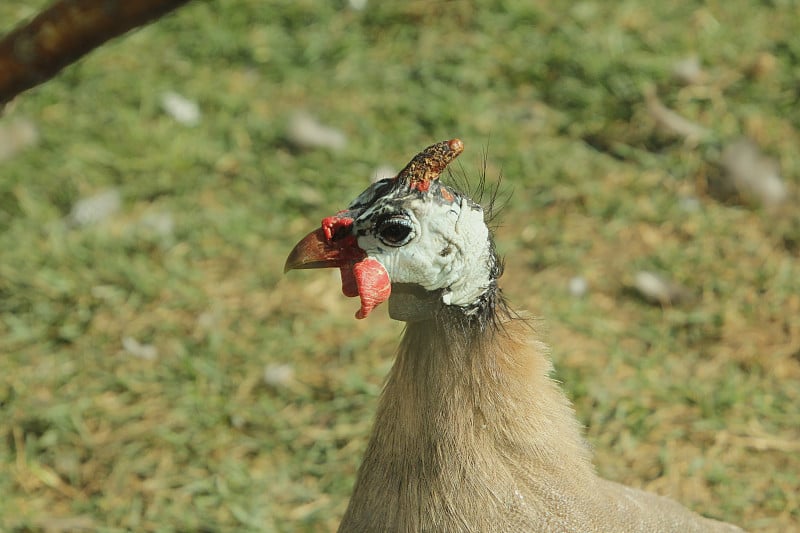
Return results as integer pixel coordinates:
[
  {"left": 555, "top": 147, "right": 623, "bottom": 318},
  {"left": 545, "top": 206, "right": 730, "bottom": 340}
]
[{"left": 376, "top": 216, "right": 414, "bottom": 247}]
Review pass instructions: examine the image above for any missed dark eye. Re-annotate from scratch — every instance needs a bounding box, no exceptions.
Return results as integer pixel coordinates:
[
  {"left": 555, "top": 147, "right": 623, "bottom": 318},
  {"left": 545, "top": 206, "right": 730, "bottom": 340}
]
[{"left": 376, "top": 216, "right": 414, "bottom": 246}]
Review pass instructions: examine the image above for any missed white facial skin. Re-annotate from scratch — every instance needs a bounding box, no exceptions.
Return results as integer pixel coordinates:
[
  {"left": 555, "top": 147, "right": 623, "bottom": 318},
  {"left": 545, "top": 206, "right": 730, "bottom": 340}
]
[{"left": 352, "top": 193, "right": 493, "bottom": 309}]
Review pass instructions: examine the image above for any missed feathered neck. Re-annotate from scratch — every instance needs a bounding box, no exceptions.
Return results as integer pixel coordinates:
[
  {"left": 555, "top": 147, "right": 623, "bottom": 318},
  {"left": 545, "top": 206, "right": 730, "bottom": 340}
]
[
  {"left": 388, "top": 296, "right": 589, "bottom": 465},
  {"left": 388, "top": 300, "right": 544, "bottom": 434},
  {"left": 339, "top": 300, "right": 593, "bottom": 531}
]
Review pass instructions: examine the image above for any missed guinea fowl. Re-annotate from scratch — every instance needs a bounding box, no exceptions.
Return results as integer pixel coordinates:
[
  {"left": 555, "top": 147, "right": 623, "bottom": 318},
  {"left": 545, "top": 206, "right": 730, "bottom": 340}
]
[{"left": 285, "top": 139, "right": 744, "bottom": 532}]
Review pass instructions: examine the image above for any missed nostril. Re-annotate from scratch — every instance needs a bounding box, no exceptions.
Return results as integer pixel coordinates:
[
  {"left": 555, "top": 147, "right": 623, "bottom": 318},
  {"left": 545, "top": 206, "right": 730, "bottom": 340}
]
[
  {"left": 331, "top": 224, "right": 351, "bottom": 241},
  {"left": 322, "top": 214, "right": 354, "bottom": 241}
]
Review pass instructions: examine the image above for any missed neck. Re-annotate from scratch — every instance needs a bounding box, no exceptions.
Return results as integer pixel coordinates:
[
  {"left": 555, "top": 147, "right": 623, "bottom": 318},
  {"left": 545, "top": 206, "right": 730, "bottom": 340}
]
[{"left": 339, "top": 296, "right": 593, "bottom": 531}]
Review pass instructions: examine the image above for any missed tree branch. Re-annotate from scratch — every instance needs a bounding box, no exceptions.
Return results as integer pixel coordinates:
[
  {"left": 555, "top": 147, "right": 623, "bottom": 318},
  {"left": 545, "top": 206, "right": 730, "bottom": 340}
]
[{"left": 0, "top": 0, "right": 193, "bottom": 107}]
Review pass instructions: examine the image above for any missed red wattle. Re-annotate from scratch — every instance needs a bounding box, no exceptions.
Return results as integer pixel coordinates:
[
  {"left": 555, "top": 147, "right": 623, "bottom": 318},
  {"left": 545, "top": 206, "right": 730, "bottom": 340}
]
[
  {"left": 319, "top": 214, "right": 388, "bottom": 318},
  {"left": 351, "top": 258, "right": 391, "bottom": 319}
]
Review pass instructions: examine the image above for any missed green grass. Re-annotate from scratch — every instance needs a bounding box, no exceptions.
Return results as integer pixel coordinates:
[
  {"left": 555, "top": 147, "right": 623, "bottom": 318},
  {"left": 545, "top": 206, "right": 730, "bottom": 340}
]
[{"left": 1, "top": 1, "right": 799, "bottom": 531}]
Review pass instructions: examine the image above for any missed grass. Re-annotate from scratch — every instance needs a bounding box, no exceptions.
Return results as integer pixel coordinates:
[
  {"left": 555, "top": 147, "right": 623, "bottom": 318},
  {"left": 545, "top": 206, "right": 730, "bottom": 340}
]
[{"left": 1, "top": 1, "right": 799, "bottom": 531}]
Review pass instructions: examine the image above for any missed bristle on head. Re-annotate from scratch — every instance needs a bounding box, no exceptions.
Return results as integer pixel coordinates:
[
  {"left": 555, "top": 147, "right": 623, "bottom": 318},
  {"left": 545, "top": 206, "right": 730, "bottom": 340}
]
[{"left": 395, "top": 138, "right": 464, "bottom": 192}]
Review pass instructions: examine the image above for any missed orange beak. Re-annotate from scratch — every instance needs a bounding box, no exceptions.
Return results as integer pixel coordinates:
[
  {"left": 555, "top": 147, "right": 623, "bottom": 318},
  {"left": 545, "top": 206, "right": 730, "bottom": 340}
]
[{"left": 284, "top": 227, "right": 364, "bottom": 272}]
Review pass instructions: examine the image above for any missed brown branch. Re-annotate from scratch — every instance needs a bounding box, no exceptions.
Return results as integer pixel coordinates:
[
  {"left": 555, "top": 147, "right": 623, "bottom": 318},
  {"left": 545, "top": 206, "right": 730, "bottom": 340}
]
[{"left": 0, "top": 0, "right": 193, "bottom": 107}]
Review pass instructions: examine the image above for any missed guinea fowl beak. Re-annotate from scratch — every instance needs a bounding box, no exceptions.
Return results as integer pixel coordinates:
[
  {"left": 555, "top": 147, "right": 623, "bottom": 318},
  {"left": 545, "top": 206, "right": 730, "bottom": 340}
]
[
  {"left": 284, "top": 228, "right": 338, "bottom": 272},
  {"left": 284, "top": 227, "right": 363, "bottom": 272}
]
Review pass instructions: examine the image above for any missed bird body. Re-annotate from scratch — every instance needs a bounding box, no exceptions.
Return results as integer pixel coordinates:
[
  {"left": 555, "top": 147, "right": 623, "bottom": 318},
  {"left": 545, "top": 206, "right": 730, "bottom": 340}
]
[{"left": 285, "top": 139, "right": 744, "bottom": 532}]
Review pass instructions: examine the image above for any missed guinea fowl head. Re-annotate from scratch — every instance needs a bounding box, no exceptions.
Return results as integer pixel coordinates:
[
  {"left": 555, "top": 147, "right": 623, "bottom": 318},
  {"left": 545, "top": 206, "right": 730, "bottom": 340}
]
[{"left": 285, "top": 139, "right": 502, "bottom": 324}]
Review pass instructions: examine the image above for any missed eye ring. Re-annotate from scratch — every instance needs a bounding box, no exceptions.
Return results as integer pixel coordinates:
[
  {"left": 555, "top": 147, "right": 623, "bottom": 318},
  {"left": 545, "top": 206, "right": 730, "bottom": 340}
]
[{"left": 376, "top": 216, "right": 415, "bottom": 247}]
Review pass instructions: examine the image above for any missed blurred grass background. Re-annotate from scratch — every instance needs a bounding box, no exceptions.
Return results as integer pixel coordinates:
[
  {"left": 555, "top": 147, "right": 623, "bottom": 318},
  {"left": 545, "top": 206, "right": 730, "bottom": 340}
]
[{"left": 1, "top": 1, "right": 799, "bottom": 531}]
